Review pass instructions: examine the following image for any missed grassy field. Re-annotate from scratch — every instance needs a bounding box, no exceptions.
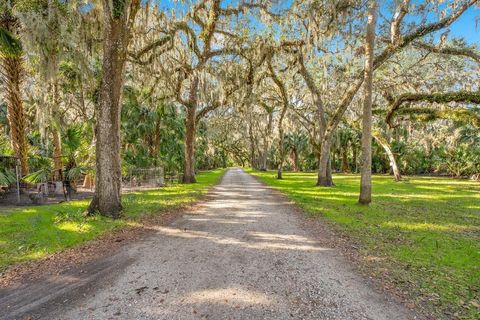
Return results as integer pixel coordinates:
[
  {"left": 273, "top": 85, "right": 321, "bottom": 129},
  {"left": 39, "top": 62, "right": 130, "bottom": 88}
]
[
  {"left": 0, "top": 169, "right": 225, "bottom": 273},
  {"left": 249, "top": 170, "right": 480, "bottom": 319}
]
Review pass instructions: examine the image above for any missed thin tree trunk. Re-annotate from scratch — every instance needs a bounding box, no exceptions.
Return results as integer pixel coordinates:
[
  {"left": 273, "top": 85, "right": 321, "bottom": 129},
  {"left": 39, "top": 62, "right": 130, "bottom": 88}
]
[
  {"left": 51, "top": 82, "right": 63, "bottom": 181},
  {"left": 88, "top": 0, "right": 140, "bottom": 217},
  {"left": 277, "top": 127, "right": 285, "bottom": 179},
  {"left": 374, "top": 133, "right": 402, "bottom": 181},
  {"left": 260, "top": 111, "right": 273, "bottom": 171},
  {"left": 314, "top": 88, "right": 332, "bottom": 186},
  {"left": 260, "top": 142, "right": 268, "bottom": 171},
  {"left": 331, "top": 148, "right": 336, "bottom": 172},
  {"left": 359, "top": 0, "right": 378, "bottom": 205},
  {"left": 78, "top": 74, "right": 88, "bottom": 120},
  {"left": 52, "top": 128, "right": 62, "bottom": 179},
  {"left": 183, "top": 105, "right": 197, "bottom": 183},
  {"left": 352, "top": 144, "right": 358, "bottom": 173},
  {"left": 277, "top": 106, "right": 287, "bottom": 179},
  {"left": 267, "top": 57, "right": 289, "bottom": 180},
  {"left": 248, "top": 123, "right": 256, "bottom": 169},
  {"left": 341, "top": 146, "right": 349, "bottom": 173}
]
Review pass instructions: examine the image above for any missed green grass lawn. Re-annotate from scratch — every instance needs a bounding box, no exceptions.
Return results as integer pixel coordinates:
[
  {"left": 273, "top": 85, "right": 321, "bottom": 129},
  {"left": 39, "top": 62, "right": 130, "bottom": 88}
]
[
  {"left": 249, "top": 170, "right": 480, "bottom": 319},
  {"left": 0, "top": 169, "right": 225, "bottom": 273}
]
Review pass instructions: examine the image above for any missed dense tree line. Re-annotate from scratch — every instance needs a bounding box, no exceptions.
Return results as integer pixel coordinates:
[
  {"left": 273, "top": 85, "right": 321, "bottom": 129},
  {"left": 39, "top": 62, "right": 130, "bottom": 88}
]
[{"left": 0, "top": 0, "right": 478, "bottom": 216}]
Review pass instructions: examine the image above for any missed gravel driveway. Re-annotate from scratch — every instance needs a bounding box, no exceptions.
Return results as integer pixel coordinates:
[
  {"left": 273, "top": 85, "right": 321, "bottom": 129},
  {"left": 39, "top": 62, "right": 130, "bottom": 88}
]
[{"left": 1, "top": 168, "right": 417, "bottom": 320}]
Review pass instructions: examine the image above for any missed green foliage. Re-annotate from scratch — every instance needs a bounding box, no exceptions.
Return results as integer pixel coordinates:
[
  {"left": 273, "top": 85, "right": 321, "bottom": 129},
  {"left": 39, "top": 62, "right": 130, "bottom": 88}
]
[
  {"left": 23, "top": 167, "right": 52, "bottom": 184},
  {"left": 396, "top": 107, "right": 480, "bottom": 128},
  {"left": 251, "top": 171, "right": 480, "bottom": 319},
  {"left": 394, "top": 125, "right": 480, "bottom": 177},
  {"left": 111, "top": 0, "right": 126, "bottom": 19},
  {"left": 65, "top": 166, "right": 86, "bottom": 181},
  {"left": 196, "top": 121, "right": 227, "bottom": 170},
  {"left": 283, "top": 132, "right": 308, "bottom": 170},
  {"left": 0, "top": 167, "right": 16, "bottom": 186},
  {"left": 0, "top": 27, "right": 22, "bottom": 58},
  {"left": 440, "top": 144, "right": 480, "bottom": 177},
  {"left": 54, "top": 208, "right": 86, "bottom": 225},
  {"left": 121, "top": 87, "right": 185, "bottom": 172},
  {"left": 14, "top": 0, "right": 47, "bottom": 12},
  {"left": 63, "top": 126, "right": 82, "bottom": 153}
]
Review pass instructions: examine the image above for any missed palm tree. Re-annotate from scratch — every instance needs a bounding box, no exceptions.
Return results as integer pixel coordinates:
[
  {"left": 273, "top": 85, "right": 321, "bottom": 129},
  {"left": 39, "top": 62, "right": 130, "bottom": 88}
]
[
  {"left": 284, "top": 132, "right": 308, "bottom": 172},
  {"left": 0, "top": 5, "right": 29, "bottom": 175}
]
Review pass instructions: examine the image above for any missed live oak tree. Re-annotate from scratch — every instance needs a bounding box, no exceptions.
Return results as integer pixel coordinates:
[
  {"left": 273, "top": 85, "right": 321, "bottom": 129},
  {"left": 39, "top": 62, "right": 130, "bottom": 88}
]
[
  {"left": 295, "top": 47, "right": 333, "bottom": 185},
  {"left": 316, "top": 0, "right": 477, "bottom": 186},
  {"left": 130, "top": 0, "right": 278, "bottom": 183},
  {"left": 266, "top": 51, "right": 290, "bottom": 179},
  {"left": 88, "top": 0, "right": 141, "bottom": 217},
  {"left": 0, "top": 0, "right": 478, "bottom": 210}
]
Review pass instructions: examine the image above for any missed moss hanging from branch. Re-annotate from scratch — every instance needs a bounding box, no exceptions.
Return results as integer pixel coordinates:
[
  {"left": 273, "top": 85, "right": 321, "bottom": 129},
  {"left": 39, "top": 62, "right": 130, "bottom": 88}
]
[
  {"left": 386, "top": 91, "right": 480, "bottom": 127},
  {"left": 392, "top": 106, "right": 480, "bottom": 128}
]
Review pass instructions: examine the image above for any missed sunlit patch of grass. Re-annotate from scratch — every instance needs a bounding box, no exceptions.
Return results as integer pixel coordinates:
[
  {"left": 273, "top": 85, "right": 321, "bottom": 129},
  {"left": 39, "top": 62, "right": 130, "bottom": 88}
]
[
  {"left": 56, "top": 222, "right": 93, "bottom": 233},
  {"left": 249, "top": 170, "right": 480, "bottom": 319},
  {"left": 0, "top": 169, "right": 225, "bottom": 273},
  {"left": 383, "top": 221, "right": 480, "bottom": 233}
]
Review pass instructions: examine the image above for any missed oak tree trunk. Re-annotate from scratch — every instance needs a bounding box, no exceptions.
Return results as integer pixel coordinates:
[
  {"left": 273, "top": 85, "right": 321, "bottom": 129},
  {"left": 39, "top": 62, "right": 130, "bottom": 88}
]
[
  {"left": 317, "top": 140, "right": 334, "bottom": 186},
  {"left": 260, "top": 147, "right": 268, "bottom": 171},
  {"left": 314, "top": 91, "right": 332, "bottom": 186},
  {"left": 359, "top": 0, "right": 377, "bottom": 205},
  {"left": 291, "top": 148, "right": 299, "bottom": 172},
  {"left": 88, "top": 0, "right": 140, "bottom": 217},
  {"left": 183, "top": 105, "right": 197, "bottom": 183}
]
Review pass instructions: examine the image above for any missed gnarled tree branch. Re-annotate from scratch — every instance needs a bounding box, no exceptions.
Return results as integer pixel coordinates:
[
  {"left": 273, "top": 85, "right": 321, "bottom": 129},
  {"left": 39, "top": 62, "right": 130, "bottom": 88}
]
[{"left": 386, "top": 91, "right": 480, "bottom": 127}]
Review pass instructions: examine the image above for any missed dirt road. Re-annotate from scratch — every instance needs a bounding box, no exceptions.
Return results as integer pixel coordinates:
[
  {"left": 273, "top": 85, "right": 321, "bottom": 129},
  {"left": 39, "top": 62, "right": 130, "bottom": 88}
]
[{"left": 1, "top": 168, "right": 416, "bottom": 319}]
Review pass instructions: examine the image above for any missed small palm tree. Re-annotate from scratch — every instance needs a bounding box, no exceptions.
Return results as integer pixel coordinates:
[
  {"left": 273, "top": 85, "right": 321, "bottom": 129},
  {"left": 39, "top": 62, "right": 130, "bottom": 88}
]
[{"left": 284, "top": 132, "right": 308, "bottom": 172}]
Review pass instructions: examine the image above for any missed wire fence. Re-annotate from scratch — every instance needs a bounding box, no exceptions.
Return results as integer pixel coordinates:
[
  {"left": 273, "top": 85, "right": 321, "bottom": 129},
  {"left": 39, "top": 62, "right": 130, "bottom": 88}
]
[
  {"left": 0, "top": 163, "right": 173, "bottom": 207},
  {"left": 123, "top": 167, "right": 165, "bottom": 189}
]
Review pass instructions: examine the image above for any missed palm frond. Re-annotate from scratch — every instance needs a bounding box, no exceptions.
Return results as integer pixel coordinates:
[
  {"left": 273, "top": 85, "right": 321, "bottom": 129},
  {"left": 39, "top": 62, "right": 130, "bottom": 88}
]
[
  {"left": 23, "top": 168, "right": 52, "bottom": 184},
  {"left": 0, "top": 28, "right": 22, "bottom": 58},
  {"left": 0, "top": 168, "right": 16, "bottom": 186}
]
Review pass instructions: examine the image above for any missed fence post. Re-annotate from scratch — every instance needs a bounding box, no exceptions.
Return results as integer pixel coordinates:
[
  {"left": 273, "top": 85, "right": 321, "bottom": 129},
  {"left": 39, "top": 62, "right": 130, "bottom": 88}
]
[
  {"left": 15, "top": 163, "right": 20, "bottom": 205},
  {"left": 159, "top": 166, "right": 165, "bottom": 186}
]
